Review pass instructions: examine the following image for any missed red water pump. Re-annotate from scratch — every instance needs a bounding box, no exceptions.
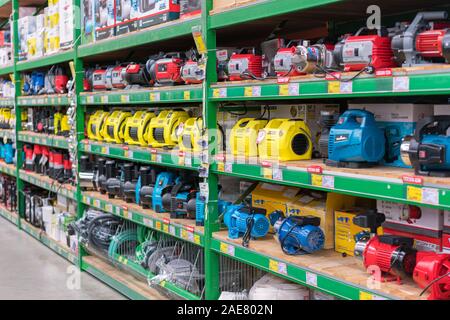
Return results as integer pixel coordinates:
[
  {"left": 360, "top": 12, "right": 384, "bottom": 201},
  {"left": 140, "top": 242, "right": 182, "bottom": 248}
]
[
  {"left": 334, "top": 27, "right": 396, "bottom": 72},
  {"left": 152, "top": 53, "right": 185, "bottom": 86},
  {"left": 353, "top": 212, "right": 450, "bottom": 300},
  {"left": 228, "top": 48, "right": 263, "bottom": 81},
  {"left": 274, "top": 41, "right": 336, "bottom": 77},
  {"left": 92, "top": 66, "right": 113, "bottom": 90},
  {"left": 83, "top": 69, "right": 94, "bottom": 91},
  {"left": 49, "top": 66, "right": 69, "bottom": 94},
  {"left": 61, "top": 153, "right": 72, "bottom": 183},
  {"left": 24, "top": 144, "right": 34, "bottom": 172},
  {"left": 122, "top": 63, "right": 152, "bottom": 88},
  {"left": 392, "top": 12, "right": 450, "bottom": 67},
  {"left": 111, "top": 64, "right": 128, "bottom": 89}
]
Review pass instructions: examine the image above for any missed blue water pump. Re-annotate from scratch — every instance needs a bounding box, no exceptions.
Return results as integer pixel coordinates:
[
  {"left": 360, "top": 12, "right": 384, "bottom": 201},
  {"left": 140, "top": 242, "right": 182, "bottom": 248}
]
[
  {"left": 327, "top": 109, "right": 386, "bottom": 168},
  {"left": 401, "top": 116, "right": 450, "bottom": 177},
  {"left": 152, "top": 172, "right": 177, "bottom": 213},
  {"left": 224, "top": 205, "right": 270, "bottom": 247},
  {"left": 3, "top": 142, "right": 14, "bottom": 164},
  {"left": 195, "top": 193, "right": 233, "bottom": 226},
  {"left": 270, "top": 211, "right": 324, "bottom": 255}
]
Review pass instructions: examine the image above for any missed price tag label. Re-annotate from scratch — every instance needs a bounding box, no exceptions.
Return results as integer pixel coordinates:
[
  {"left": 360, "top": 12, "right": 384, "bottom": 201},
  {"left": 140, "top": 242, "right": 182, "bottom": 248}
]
[
  {"left": 244, "top": 86, "right": 253, "bottom": 97},
  {"left": 124, "top": 150, "right": 134, "bottom": 158},
  {"left": 178, "top": 152, "right": 185, "bottom": 165},
  {"left": 101, "top": 95, "right": 108, "bottom": 103},
  {"left": 359, "top": 291, "right": 386, "bottom": 300},
  {"left": 306, "top": 272, "right": 318, "bottom": 287},
  {"left": 183, "top": 91, "right": 191, "bottom": 100},
  {"left": 101, "top": 146, "right": 109, "bottom": 154},
  {"left": 273, "top": 167, "right": 283, "bottom": 181},
  {"left": 219, "top": 88, "right": 227, "bottom": 98},
  {"left": 181, "top": 229, "right": 189, "bottom": 240},
  {"left": 185, "top": 154, "right": 192, "bottom": 167},
  {"left": 340, "top": 81, "right": 353, "bottom": 93},
  {"left": 422, "top": 187, "right": 439, "bottom": 205},
  {"left": 262, "top": 167, "right": 272, "bottom": 179},
  {"left": 311, "top": 174, "right": 323, "bottom": 187},
  {"left": 288, "top": 83, "right": 299, "bottom": 95},
  {"left": 105, "top": 204, "right": 113, "bottom": 213},
  {"left": 87, "top": 96, "right": 94, "bottom": 104},
  {"left": 269, "top": 260, "right": 287, "bottom": 275},
  {"left": 120, "top": 95, "right": 129, "bottom": 103},
  {"left": 220, "top": 242, "right": 235, "bottom": 256},
  {"left": 163, "top": 224, "right": 169, "bottom": 233},
  {"left": 279, "top": 84, "right": 289, "bottom": 96},
  {"left": 143, "top": 218, "right": 153, "bottom": 228},
  {"left": 393, "top": 76, "right": 410, "bottom": 92},
  {"left": 224, "top": 162, "right": 233, "bottom": 173},
  {"left": 169, "top": 225, "right": 176, "bottom": 235},
  {"left": 323, "top": 175, "right": 335, "bottom": 189},
  {"left": 93, "top": 199, "right": 101, "bottom": 208},
  {"left": 150, "top": 92, "right": 160, "bottom": 102},
  {"left": 155, "top": 221, "right": 162, "bottom": 230},
  {"left": 123, "top": 210, "right": 133, "bottom": 220},
  {"left": 407, "top": 185, "right": 422, "bottom": 202},
  {"left": 217, "top": 162, "right": 225, "bottom": 172},
  {"left": 328, "top": 81, "right": 340, "bottom": 94},
  {"left": 212, "top": 88, "right": 220, "bottom": 98},
  {"left": 156, "top": 154, "right": 162, "bottom": 163},
  {"left": 194, "top": 234, "right": 201, "bottom": 245}
]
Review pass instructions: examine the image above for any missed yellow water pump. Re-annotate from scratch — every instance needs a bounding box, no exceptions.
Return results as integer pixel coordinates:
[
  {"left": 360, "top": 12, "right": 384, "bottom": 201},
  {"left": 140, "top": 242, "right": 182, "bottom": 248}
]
[
  {"left": 87, "top": 110, "right": 109, "bottom": 141},
  {"left": 123, "top": 111, "right": 156, "bottom": 146},
  {"left": 229, "top": 118, "right": 268, "bottom": 157},
  {"left": 101, "top": 110, "right": 132, "bottom": 144},
  {"left": 146, "top": 110, "right": 189, "bottom": 148}
]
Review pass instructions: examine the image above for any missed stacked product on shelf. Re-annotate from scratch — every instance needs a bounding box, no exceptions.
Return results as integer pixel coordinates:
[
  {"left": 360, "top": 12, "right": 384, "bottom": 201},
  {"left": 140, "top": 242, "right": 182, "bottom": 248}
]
[
  {"left": 18, "top": 0, "right": 74, "bottom": 61},
  {"left": 0, "top": 173, "right": 17, "bottom": 212},
  {"left": 23, "top": 107, "right": 70, "bottom": 136},
  {"left": 0, "top": 30, "right": 12, "bottom": 67},
  {"left": 0, "top": 79, "right": 15, "bottom": 98},
  {"left": 72, "top": 208, "right": 205, "bottom": 297},
  {"left": 22, "top": 143, "right": 73, "bottom": 184},
  {"left": 21, "top": 65, "right": 70, "bottom": 95}
]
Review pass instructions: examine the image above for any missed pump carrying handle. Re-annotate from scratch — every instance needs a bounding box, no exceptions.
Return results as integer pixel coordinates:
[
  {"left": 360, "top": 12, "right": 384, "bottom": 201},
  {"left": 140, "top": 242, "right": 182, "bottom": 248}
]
[
  {"left": 354, "top": 26, "right": 389, "bottom": 37},
  {"left": 414, "top": 115, "right": 450, "bottom": 140},
  {"left": 339, "top": 109, "right": 375, "bottom": 128}
]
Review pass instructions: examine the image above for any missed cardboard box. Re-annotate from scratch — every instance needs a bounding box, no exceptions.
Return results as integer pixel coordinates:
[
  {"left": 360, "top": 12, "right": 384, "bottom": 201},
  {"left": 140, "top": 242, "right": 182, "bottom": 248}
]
[
  {"left": 81, "top": 0, "right": 95, "bottom": 43},
  {"left": 335, "top": 208, "right": 383, "bottom": 256},
  {"left": 349, "top": 104, "right": 434, "bottom": 168},
  {"left": 59, "top": 0, "right": 74, "bottom": 48},
  {"left": 268, "top": 104, "right": 341, "bottom": 157},
  {"left": 0, "top": 31, "right": 11, "bottom": 46},
  {"left": 378, "top": 200, "right": 443, "bottom": 238},
  {"left": 46, "top": 28, "right": 60, "bottom": 54},
  {"left": 18, "top": 15, "right": 36, "bottom": 60},
  {"left": 137, "top": 0, "right": 180, "bottom": 30},
  {"left": 252, "top": 183, "right": 299, "bottom": 232},
  {"left": 180, "top": 0, "right": 201, "bottom": 18},
  {"left": 115, "top": 0, "right": 140, "bottom": 35},
  {"left": 383, "top": 227, "right": 442, "bottom": 252},
  {"left": 95, "top": 0, "right": 116, "bottom": 41},
  {"left": 287, "top": 191, "right": 356, "bottom": 249}
]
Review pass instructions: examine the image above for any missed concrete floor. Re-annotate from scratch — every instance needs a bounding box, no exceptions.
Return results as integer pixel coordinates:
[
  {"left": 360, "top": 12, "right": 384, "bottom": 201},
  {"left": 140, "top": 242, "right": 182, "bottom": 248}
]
[{"left": 0, "top": 218, "right": 126, "bottom": 300}]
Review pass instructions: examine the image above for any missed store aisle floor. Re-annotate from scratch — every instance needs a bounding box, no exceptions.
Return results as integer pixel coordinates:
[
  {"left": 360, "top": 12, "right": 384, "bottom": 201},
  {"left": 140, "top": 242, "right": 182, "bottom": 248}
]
[{"left": 0, "top": 218, "right": 126, "bottom": 300}]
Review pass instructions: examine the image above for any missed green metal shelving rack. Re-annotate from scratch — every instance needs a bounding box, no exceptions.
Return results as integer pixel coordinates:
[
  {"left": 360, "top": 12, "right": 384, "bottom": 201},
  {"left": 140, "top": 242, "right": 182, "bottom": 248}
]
[{"left": 0, "top": 0, "right": 448, "bottom": 301}]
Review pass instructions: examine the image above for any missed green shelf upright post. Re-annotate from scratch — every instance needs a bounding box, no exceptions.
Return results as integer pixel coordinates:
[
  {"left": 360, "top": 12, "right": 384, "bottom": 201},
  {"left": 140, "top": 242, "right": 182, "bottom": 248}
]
[
  {"left": 12, "top": 0, "right": 24, "bottom": 228},
  {"left": 203, "top": 0, "right": 220, "bottom": 300}
]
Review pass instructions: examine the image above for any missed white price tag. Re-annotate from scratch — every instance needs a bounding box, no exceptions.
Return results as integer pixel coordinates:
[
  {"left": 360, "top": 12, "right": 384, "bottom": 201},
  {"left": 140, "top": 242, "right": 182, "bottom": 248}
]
[
  {"left": 156, "top": 154, "right": 162, "bottom": 163},
  {"left": 169, "top": 225, "right": 176, "bottom": 235},
  {"left": 322, "top": 176, "right": 335, "bottom": 189},
  {"left": 252, "top": 86, "right": 261, "bottom": 97},
  {"left": 422, "top": 187, "right": 439, "bottom": 205},
  {"left": 219, "top": 88, "right": 227, "bottom": 98},
  {"left": 143, "top": 218, "right": 154, "bottom": 228},
  {"left": 93, "top": 199, "right": 101, "bottom": 208},
  {"left": 340, "top": 81, "right": 353, "bottom": 93},
  {"left": 288, "top": 83, "right": 300, "bottom": 95},
  {"left": 393, "top": 76, "right": 410, "bottom": 92},
  {"left": 87, "top": 96, "right": 94, "bottom": 104},
  {"left": 273, "top": 167, "right": 283, "bottom": 181},
  {"left": 224, "top": 163, "right": 233, "bottom": 173},
  {"left": 105, "top": 204, "right": 113, "bottom": 213},
  {"left": 306, "top": 272, "right": 318, "bottom": 287},
  {"left": 185, "top": 155, "right": 192, "bottom": 167}
]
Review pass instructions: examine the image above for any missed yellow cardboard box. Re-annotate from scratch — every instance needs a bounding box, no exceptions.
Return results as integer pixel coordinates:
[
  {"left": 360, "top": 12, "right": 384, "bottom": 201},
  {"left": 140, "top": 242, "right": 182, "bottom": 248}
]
[
  {"left": 335, "top": 208, "right": 383, "bottom": 256},
  {"left": 287, "top": 192, "right": 356, "bottom": 249},
  {"left": 252, "top": 183, "right": 300, "bottom": 232}
]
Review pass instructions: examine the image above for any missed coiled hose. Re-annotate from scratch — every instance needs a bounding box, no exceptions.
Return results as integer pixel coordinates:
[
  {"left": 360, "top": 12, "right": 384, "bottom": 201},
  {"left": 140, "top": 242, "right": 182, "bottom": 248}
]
[
  {"left": 108, "top": 228, "right": 139, "bottom": 260},
  {"left": 87, "top": 214, "right": 122, "bottom": 253}
]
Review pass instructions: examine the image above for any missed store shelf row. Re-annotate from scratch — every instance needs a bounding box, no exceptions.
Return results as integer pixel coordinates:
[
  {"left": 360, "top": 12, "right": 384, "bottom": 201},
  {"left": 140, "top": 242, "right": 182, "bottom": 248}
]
[
  {"left": 0, "top": 162, "right": 16, "bottom": 177},
  {"left": 15, "top": 50, "right": 75, "bottom": 72},
  {"left": 0, "top": 97, "right": 14, "bottom": 106},
  {"left": 82, "top": 191, "right": 204, "bottom": 247},
  {"left": 0, "top": 205, "right": 18, "bottom": 226},
  {"left": 80, "top": 85, "right": 203, "bottom": 105},
  {"left": 19, "top": 169, "right": 77, "bottom": 200},
  {"left": 0, "top": 64, "right": 13, "bottom": 76},
  {"left": 17, "top": 94, "right": 70, "bottom": 107},
  {"left": 213, "top": 155, "right": 450, "bottom": 210},
  {"left": 20, "top": 219, "right": 78, "bottom": 265},
  {"left": 18, "top": 131, "right": 69, "bottom": 149},
  {"left": 0, "top": 129, "right": 15, "bottom": 140},
  {"left": 80, "top": 140, "right": 201, "bottom": 171},
  {"left": 212, "top": 231, "right": 424, "bottom": 301}
]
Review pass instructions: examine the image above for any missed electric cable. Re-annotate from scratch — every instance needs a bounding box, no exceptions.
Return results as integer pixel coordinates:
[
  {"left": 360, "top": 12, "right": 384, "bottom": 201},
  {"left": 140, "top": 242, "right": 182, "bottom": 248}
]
[
  {"left": 242, "top": 212, "right": 255, "bottom": 248},
  {"left": 419, "top": 271, "right": 450, "bottom": 297}
]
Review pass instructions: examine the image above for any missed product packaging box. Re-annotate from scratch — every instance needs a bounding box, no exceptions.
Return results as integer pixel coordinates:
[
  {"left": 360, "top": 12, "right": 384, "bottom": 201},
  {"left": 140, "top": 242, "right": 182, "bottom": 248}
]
[
  {"left": 115, "top": 0, "right": 140, "bottom": 35},
  {"left": 378, "top": 200, "right": 443, "bottom": 236},
  {"left": 46, "top": 28, "right": 60, "bottom": 55},
  {"left": 443, "top": 211, "right": 450, "bottom": 253},
  {"left": 252, "top": 183, "right": 299, "bottom": 232},
  {"left": 180, "top": 0, "right": 201, "bottom": 18},
  {"left": 349, "top": 104, "right": 434, "bottom": 168},
  {"left": 335, "top": 208, "right": 383, "bottom": 256},
  {"left": 268, "top": 104, "right": 341, "bottom": 157},
  {"left": 287, "top": 191, "right": 356, "bottom": 249},
  {"left": 81, "top": 0, "right": 96, "bottom": 43},
  {"left": 59, "top": 0, "right": 74, "bottom": 48},
  {"left": 18, "top": 15, "right": 37, "bottom": 60},
  {"left": 0, "top": 31, "right": 11, "bottom": 46},
  {"left": 95, "top": 0, "right": 116, "bottom": 40},
  {"left": 137, "top": 0, "right": 180, "bottom": 31}
]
